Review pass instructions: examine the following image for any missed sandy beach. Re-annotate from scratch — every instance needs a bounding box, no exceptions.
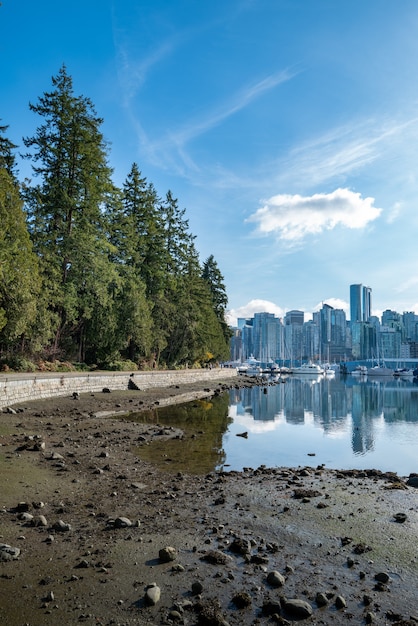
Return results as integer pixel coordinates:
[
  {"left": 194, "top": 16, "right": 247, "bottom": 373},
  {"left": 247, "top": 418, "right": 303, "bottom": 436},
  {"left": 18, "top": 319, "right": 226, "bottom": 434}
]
[{"left": 1, "top": 378, "right": 417, "bottom": 625}]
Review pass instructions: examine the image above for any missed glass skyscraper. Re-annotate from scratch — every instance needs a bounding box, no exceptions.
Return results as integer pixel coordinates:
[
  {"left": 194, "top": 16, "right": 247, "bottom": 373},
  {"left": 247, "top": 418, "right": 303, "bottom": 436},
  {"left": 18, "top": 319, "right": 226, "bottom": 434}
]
[{"left": 350, "top": 284, "right": 372, "bottom": 323}]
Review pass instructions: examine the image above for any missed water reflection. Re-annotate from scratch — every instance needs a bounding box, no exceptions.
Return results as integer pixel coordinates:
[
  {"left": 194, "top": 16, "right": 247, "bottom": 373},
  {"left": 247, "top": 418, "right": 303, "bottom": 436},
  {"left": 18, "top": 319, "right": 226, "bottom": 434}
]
[
  {"left": 229, "top": 376, "right": 418, "bottom": 474},
  {"left": 129, "top": 376, "right": 418, "bottom": 476}
]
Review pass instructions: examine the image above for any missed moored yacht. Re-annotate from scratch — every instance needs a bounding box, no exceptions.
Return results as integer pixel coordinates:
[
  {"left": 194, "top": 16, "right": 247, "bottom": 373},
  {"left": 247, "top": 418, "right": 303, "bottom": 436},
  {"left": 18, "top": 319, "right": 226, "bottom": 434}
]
[
  {"left": 293, "top": 362, "right": 325, "bottom": 375},
  {"left": 367, "top": 364, "right": 394, "bottom": 377}
]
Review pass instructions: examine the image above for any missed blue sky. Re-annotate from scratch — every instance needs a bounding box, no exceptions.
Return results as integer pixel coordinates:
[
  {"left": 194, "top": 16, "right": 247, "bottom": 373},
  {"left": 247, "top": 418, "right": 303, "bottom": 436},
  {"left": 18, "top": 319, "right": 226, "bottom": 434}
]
[{"left": 2, "top": 0, "right": 418, "bottom": 325}]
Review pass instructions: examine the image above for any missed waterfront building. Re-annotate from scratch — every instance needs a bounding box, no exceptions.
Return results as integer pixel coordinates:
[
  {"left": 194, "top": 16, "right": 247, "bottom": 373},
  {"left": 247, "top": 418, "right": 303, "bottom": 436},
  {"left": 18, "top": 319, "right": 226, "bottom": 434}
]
[
  {"left": 285, "top": 311, "right": 304, "bottom": 362},
  {"left": 229, "top": 283, "right": 417, "bottom": 364},
  {"left": 350, "top": 284, "right": 362, "bottom": 323},
  {"left": 350, "top": 283, "right": 372, "bottom": 324},
  {"left": 252, "top": 312, "right": 283, "bottom": 362}
]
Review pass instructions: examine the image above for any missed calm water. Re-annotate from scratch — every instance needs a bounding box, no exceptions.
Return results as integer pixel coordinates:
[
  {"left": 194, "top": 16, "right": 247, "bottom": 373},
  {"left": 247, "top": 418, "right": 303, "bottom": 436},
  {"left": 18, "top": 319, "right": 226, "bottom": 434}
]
[{"left": 132, "top": 374, "right": 418, "bottom": 476}]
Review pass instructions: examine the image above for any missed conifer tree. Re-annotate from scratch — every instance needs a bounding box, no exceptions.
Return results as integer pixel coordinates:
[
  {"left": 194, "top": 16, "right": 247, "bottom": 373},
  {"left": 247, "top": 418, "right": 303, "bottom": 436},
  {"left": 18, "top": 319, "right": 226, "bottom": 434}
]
[
  {"left": 23, "top": 66, "right": 120, "bottom": 361},
  {"left": 202, "top": 254, "right": 231, "bottom": 345},
  {"left": 0, "top": 168, "right": 40, "bottom": 350},
  {"left": 0, "top": 121, "right": 18, "bottom": 181}
]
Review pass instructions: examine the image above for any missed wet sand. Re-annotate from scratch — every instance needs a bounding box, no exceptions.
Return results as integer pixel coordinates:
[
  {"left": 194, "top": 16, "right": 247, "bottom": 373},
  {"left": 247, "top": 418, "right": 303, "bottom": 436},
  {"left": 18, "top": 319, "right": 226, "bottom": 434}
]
[{"left": 1, "top": 379, "right": 417, "bottom": 625}]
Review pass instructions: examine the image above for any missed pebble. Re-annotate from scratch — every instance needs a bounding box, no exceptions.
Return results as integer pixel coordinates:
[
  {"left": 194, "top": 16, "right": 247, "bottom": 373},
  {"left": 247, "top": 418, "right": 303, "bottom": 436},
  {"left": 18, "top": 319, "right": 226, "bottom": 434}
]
[
  {"left": 52, "top": 520, "right": 71, "bottom": 532},
  {"left": 191, "top": 581, "right": 203, "bottom": 595},
  {"left": 0, "top": 543, "right": 21, "bottom": 561},
  {"left": 374, "top": 572, "right": 390, "bottom": 583},
  {"left": 159, "top": 546, "right": 177, "bottom": 562},
  {"left": 266, "top": 570, "right": 286, "bottom": 587},
  {"left": 145, "top": 583, "right": 161, "bottom": 605},
  {"left": 283, "top": 598, "right": 313, "bottom": 619},
  {"left": 335, "top": 595, "right": 347, "bottom": 609}
]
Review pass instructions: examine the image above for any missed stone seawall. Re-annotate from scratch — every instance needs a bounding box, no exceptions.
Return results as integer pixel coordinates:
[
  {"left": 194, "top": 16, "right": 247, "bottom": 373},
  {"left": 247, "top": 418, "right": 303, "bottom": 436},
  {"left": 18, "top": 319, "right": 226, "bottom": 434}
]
[{"left": 0, "top": 368, "right": 237, "bottom": 410}]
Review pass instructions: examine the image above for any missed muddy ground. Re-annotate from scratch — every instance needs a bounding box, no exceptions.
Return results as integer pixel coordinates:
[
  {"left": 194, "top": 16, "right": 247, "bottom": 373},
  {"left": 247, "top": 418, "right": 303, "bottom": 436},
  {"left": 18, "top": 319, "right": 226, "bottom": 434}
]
[{"left": 0, "top": 378, "right": 417, "bottom": 625}]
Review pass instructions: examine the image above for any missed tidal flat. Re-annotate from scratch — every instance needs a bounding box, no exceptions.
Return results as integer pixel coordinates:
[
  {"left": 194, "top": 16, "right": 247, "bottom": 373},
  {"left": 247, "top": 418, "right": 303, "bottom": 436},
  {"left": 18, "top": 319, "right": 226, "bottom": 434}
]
[{"left": 0, "top": 379, "right": 417, "bottom": 625}]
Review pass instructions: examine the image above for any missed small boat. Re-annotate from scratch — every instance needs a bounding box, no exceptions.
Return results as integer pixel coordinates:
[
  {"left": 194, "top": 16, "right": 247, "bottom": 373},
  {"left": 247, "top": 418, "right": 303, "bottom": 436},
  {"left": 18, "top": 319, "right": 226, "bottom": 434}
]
[
  {"left": 246, "top": 365, "right": 263, "bottom": 377},
  {"left": 351, "top": 365, "right": 368, "bottom": 376},
  {"left": 394, "top": 368, "right": 414, "bottom": 379},
  {"left": 293, "top": 362, "right": 325, "bottom": 375},
  {"left": 367, "top": 364, "right": 394, "bottom": 377}
]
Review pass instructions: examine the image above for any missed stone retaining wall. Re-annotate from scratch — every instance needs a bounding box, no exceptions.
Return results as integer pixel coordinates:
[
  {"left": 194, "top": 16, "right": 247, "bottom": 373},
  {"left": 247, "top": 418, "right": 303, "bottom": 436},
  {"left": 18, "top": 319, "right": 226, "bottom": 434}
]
[{"left": 0, "top": 368, "right": 237, "bottom": 410}]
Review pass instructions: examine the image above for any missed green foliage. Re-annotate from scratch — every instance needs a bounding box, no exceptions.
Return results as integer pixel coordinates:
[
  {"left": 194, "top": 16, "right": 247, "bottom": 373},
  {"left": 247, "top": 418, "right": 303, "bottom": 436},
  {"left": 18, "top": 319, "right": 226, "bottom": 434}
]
[
  {"left": 0, "top": 356, "right": 37, "bottom": 372},
  {"left": 99, "top": 358, "right": 138, "bottom": 371},
  {"left": 0, "top": 168, "right": 40, "bottom": 348},
  {"left": 1, "top": 67, "right": 232, "bottom": 368}
]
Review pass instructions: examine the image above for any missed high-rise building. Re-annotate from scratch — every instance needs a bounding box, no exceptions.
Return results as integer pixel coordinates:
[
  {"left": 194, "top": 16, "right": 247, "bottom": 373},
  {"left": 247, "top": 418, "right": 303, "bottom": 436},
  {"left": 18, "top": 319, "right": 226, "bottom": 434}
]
[
  {"left": 350, "top": 284, "right": 372, "bottom": 323},
  {"left": 362, "top": 286, "right": 372, "bottom": 322},
  {"left": 350, "top": 284, "right": 362, "bottom": 322}
]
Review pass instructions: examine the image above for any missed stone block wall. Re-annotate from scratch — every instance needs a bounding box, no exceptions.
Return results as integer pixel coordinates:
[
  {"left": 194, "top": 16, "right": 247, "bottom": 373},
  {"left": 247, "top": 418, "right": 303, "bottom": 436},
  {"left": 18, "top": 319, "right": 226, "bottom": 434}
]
[{"left": 0, "top": 368, "right": 237, "bottom": 410}]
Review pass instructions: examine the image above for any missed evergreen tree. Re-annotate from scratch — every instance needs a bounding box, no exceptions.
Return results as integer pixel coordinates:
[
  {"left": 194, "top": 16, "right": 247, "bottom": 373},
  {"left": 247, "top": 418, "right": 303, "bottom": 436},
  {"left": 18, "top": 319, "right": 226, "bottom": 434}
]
[
  {"left": 22, "top": 65, "right": 120, "bottom": 361},
  {"left": 202, "top": 254, "right": 231, "bottom": 345},
  {"left": 106, "top": 163, "right": 155, "bottom": 364},
  {"left": 0, "top": 121, "right": 18, "bottom": 181},
  {"left": 0, "top": 168, "right": 40, "bottom": 350}
]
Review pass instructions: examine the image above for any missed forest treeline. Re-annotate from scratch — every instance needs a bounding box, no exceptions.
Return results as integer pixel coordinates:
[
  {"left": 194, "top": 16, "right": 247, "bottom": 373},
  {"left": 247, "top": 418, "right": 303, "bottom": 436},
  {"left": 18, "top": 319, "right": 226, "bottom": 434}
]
[{"left": 0, "top": 66, "right": 231, "bottom": 372}]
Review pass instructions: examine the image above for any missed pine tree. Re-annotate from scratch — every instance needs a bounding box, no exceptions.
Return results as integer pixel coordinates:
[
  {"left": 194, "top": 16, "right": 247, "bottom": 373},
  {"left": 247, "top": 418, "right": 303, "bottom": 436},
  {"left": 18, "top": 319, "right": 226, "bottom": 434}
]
[
  {"left": 202, "top": 254, "right": 231, "bottom": 345},
  {"left": 23, "top": 66, "right": 120, "bottom": 361},
  {"left": 0, "top": 168, "right": 40, "bottom": 350},
  {"left": 0, "top": 121, "right": 18, "bottom": 181}
]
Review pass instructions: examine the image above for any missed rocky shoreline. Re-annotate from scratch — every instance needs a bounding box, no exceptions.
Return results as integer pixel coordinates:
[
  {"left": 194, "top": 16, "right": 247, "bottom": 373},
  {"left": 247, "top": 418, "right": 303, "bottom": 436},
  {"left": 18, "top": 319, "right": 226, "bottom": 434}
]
[{"left": 1, "top": 377, "right": 417, "bottom": 625}]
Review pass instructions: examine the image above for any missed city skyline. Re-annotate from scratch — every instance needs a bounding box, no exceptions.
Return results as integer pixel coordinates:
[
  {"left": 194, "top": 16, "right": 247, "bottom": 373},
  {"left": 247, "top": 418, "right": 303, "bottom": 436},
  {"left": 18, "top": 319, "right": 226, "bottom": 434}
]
[{"left": 2, "top": 1, "right": 418, "bottom": 322}]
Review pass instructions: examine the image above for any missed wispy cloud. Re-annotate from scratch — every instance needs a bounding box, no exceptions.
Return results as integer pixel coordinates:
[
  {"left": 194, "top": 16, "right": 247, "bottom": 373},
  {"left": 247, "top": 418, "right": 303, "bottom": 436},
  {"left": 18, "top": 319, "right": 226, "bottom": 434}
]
[
  {"left": 248, "top": 188, "right": 382, "bottom": 243},
  {"left": 138, "top": 68, "right": 297, "bottom": 172},
  {"left": 274, "top": 117, "right": 418, "bottom": 191},
  {"left": 170, "top": 69, "right": 297, "bottom": 146},
  {"left": 116, "top": 41, "right": 174, "bottom": 106}
]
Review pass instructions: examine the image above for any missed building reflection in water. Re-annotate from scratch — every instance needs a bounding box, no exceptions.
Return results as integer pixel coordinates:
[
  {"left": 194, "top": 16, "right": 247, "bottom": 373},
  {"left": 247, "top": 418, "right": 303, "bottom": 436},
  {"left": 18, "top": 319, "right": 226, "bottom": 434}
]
[{"left": 229, "top": 375, "right": 418, "bottom": 457}]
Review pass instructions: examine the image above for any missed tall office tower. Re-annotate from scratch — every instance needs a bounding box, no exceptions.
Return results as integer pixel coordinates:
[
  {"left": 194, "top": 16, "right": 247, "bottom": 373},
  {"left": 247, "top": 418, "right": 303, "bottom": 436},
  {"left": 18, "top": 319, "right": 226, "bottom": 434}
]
[
  {"left": 362, "top": 286, "right": 372, "bottom": 322},
  {"left": 350, "top": 284, "right": 362, "bottom": 322},
  {"left": 284, "top": 310, "right": 304, "bottom": 326}
]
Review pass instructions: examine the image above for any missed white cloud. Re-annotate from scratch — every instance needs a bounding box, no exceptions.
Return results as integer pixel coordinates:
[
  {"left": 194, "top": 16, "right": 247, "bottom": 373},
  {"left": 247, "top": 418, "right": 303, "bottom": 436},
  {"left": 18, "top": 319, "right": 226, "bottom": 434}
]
[
  {"left": 227, "top": 299, "right": 285, "bottom": 327},
  {"left": 313, "top": 298, "right": 349, "bottom": 316},
  {"left": 248, "top": 188, "right": 382, "bottom": 242}
]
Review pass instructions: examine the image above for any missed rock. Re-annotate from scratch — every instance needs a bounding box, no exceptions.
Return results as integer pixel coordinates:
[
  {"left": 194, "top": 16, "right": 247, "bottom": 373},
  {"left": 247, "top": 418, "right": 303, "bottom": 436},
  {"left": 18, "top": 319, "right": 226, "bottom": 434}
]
[
  {"left": 229, "top": 537, "right": 251, "bottom": 555},
  {"left": 335, "top": 595, "right": 347, "bottom": 609},
  {"left": 0, "top": 544, "right": 21, "bottom": 561},
  {"left": 315, "top": 592, "right": 329, "bottom": 607},
  {"left": 113, "top": 517, "right": 133, "bottom": 528},
  {"left": 231, "top": 591, "right": 252, "bottom": 608},
  {"left": 283, "top": 598, "right": 313, "bottom": 619},
  {"left": 159, "top": 546, "right": 177, "bottom": 562},
  {"left": 18, "top": 512, "right": 34, "bottom": 523},
  {"left": 406, "top": 474, "right": 418, "bottom": 488},
  {"left": 266, "top": 570, "right": 286, "bottom": 587},
  {"left": 52, "top": 520, "right": 71, "bottom": 532},
  {"left": 374, "top": 572, "right": 390, "bottom": 583},
  {"left": 201, "top": 550, "right": 231, "bottom": 565},
  {"left": 50, "top": 452, "right": 64, "bottom": 461},
  {"left": 191, "top": 580, "right": 203, "bottom": 595},
  {"left": 394, "top": 512, "right": 407, "bottom": 523},
  {"left": 293, "top": 488, "right": 321, "bottom": 499},
  {"left": 145, "top": 583, "right": 161, "bottom": 605},
  {"left": 32, "top": 515, "right": 48, "bottom": 527},
  {"left": 102, "top": 388, "right": 111, "bottom": 393}
]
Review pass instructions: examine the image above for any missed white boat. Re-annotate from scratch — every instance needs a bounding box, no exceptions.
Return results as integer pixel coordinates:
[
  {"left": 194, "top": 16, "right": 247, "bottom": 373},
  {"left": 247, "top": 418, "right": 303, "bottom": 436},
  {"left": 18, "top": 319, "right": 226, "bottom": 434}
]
[
  {"left": 293, "top": 362, "right": 325, "bottom": 375},
  {"left": 246, "top": 365, "right": 263, "bottom": 377},
  {"left": 367, "top": 364, "right": 394, "bottom": 377},
  {"left": 394, "top": 368, "right": 414, "bottom": 379},
  {"left": 351, "top": 365, "right": 368, "bottom": 376}
]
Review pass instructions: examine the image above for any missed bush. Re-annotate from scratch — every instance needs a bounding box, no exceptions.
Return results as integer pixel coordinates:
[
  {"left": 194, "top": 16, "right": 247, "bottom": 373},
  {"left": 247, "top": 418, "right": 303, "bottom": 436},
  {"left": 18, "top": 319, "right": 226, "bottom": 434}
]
[
  {"left": 0, "top": 356, "right": 37, "bottom": 372},
  {"left": 99, "top": 359, "right": 138, "bottom": 372}
]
